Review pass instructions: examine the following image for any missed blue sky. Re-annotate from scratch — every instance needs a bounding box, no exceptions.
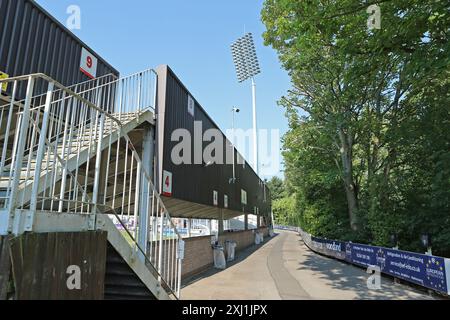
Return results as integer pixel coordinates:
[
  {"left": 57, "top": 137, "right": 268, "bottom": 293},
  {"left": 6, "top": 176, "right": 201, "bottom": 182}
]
[{"left": 36, "top": 0, "right": 291, "bottom": 178}]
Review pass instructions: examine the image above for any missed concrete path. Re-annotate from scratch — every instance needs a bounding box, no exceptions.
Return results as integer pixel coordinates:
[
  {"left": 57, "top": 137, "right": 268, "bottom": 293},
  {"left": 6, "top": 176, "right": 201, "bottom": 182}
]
[{"left": 181, "top": 231, "right": 436, "bottom": 300}]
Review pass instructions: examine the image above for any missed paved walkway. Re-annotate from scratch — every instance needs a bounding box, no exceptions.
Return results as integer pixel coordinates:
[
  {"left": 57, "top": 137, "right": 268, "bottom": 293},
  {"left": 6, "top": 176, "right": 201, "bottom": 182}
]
[{"left": 181, "top": 231, "right": 436, "bottom": 300}]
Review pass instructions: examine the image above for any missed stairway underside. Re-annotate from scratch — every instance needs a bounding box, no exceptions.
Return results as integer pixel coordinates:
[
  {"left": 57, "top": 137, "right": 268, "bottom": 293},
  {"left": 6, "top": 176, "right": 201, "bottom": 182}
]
[
  {"left": 0, "top": 210, "right": 173, "bottom": 300},
  {"left": 105, "top": 243, "right": 156, "bottom": 300}
]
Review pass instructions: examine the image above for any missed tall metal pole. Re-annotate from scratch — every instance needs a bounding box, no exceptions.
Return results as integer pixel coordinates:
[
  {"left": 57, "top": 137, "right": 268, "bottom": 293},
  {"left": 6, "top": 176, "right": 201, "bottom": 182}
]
[
  {"left": 232, "top": 110, "right": 236, "bottom": 182},
  {"left": 251, "top": 77, "right": 258, "bottom": 175},
  {"left": 231, "top": 107, "right": 239, "bottom": 183}
]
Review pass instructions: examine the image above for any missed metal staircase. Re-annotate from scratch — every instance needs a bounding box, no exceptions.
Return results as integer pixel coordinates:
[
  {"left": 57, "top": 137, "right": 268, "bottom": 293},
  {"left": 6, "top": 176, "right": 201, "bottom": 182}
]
[{"left": 0, "top": 70, "right": 183, "bottom": 299}]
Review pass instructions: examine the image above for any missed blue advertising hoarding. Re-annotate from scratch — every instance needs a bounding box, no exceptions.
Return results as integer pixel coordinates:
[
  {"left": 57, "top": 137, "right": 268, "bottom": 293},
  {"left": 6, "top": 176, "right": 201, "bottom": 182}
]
[
  {"left": 345, "top": 243, "right": 449, "bottom": 294},
  {"left": 310, "top": 236, "right": 346, "bottom": 261},
  {"left": 274, "top": 225, "right": 299, "bottom": 232},
  {"left": 296, "top": 227, "right": 450, "bottom": 296}
]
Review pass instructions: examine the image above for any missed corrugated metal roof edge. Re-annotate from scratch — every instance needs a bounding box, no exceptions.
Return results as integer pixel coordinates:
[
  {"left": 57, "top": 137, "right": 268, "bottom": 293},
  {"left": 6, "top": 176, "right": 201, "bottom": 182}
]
[{"left": 30, "top": 0, "right": 119, "bottom": 76}]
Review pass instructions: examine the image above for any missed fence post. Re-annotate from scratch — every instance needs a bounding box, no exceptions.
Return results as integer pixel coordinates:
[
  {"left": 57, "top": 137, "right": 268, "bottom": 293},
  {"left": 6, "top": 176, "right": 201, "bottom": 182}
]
[
  {"left": 138, "top": 128, "right": 153, "bottom": 260},
  {"left": 90, "top": 111, "right": 105, "bottom": 230},
  {"left": 157, "top": 205, "right": 164, "bottom": 293},
  {"left": 152, "top": 70, "right": 158, "bottom": 111},
  {"left": 0, "top": 81, "right": 18, "bottom": 172},
  {"left": 133, "top": 157, "right": 141, "bottom": 245},
  {"left": 26, "top": 82, "right": 55, "bottom": 231},
  {"left": 137, "top": 73, "right": 142, "bottom": 113},
  {"left": 177, "top": 240, "right": 183, "bottom": 299}
]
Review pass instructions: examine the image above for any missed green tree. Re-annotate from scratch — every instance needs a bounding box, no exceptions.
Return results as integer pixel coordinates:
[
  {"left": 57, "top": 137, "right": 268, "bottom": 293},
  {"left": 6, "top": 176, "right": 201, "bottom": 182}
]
[
  {"left": 262, "top": 0, "right": 450, "bottom": 253},
  {"left": 272, "top": 196, "right": 297, "bottom": 226},
  {"left": 266, "top": 176, "right": 286, "bottom": 201}
]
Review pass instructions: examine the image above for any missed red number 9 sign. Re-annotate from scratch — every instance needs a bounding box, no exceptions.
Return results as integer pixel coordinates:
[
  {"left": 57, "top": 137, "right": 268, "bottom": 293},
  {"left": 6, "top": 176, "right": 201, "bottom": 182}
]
[
  {"left": 80, "top": 48, "right": 98, "bottom": 79},
  {"left": 86, "top": 56, "right": 93, "bottom": 68}
]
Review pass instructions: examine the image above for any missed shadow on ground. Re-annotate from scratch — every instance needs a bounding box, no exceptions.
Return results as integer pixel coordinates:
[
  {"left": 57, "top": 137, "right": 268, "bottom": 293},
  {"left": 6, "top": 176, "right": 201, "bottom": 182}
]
[{"left": 294, "top": 235, "right": 436, "bottom": 300}]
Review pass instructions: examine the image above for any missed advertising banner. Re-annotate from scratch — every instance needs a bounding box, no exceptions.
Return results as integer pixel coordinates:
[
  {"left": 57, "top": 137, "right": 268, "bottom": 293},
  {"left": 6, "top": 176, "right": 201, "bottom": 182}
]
[
  {"left": 446, "top": 259, "right": 450, "bottom": 295},
  {"left": 310, "top": 236, "right": 346, "bottom": 260},
  {"left": 296, "top": 227, "right": 450, "bottom": 296},
  {"left": 346, "top": 242, "right": 448, "bottom": 294},
  {"left": 108, "top": 215, "right": 136, "bottom": 231}
]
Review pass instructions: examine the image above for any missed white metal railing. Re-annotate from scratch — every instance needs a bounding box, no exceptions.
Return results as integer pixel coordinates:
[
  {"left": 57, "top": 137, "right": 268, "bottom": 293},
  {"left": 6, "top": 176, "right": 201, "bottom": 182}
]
[
  {"left": 1, "top": 73, "right": 118, "bottom": 116},
  {"left": 59, "top": 68, "right": 157, "bottom": 117},
  {"left": 0, "top": 71, "right": 182, "bottom": 299}
]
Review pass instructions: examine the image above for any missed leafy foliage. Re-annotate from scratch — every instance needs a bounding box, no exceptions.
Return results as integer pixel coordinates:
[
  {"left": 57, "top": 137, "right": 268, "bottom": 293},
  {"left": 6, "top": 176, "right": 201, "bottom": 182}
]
[
  {"left": 266, "top": 176, "right": 286, "bottom": 201},
  {"left": 262, "top": 0, "right": 450, "bottom": 256}
]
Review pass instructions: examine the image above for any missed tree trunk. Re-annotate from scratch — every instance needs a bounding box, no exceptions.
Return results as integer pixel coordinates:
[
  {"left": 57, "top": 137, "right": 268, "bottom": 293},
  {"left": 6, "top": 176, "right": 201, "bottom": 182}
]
[{"left": 338, "top": 128, "right": 359, "bottom": 231}]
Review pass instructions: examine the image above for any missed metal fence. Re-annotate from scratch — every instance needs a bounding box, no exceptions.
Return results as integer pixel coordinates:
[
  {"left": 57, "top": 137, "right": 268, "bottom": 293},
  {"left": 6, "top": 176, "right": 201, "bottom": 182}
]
[
  {"left": 274, "top": 225, "right": 300, "bottom": 232},
  {"left": 0, "top": 71, "right": 181, "bottom": 298}
]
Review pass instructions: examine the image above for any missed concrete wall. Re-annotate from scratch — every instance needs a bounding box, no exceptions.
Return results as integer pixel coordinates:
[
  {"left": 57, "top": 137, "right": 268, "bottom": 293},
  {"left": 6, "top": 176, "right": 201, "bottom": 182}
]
[
  {"left": 181, "top": 227, "right": 269, "bottom": 279},
  {"left": 181, "top": 235, "right": 214, "bottom": 279},
  {"left": 219, "top": 227, "right": 268, "bottom": 252}
]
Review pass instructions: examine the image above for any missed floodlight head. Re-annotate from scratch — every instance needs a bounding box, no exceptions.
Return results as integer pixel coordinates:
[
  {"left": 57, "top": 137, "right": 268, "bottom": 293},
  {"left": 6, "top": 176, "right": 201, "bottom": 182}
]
[{"left": 231, "top": 32, "right": 261, "bottom": 83}]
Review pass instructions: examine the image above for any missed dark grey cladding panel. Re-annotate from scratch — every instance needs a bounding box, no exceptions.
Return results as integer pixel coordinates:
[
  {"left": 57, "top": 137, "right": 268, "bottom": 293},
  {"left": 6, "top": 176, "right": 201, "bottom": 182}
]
[
  {"left": 0, "top": 0, "right": 119, "bottom": 98},
  {"left": 156, "top": 65, "right": 271, "bottom": 217}
]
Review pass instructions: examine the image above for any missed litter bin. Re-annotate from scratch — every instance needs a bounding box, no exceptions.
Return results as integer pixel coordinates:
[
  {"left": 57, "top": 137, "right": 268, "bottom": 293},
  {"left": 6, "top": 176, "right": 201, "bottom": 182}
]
[
  {"left": 225, "top": 240, "right": 237, "bottom": 262},
  {"left": 255, "top": 231, "right": 261, "bottom": 245},
  {"left": 255, "top": 231, "right": 264, "bottom": 245},
  {"left": 213, "top": 245, "right": 226, "bottom": 269}
]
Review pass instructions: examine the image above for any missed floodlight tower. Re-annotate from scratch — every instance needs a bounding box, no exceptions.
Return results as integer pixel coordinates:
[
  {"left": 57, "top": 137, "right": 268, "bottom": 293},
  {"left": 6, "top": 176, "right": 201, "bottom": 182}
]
[{"left": 231, "top": 33, "right": 261, "bottom": 175}]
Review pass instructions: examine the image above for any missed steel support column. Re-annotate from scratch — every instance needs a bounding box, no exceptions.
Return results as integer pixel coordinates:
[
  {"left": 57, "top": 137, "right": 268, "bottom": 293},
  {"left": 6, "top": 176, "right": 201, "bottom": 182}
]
[
  {"left": 138, "top": 126, "right": 154, "bottom": 259},
  {"left": 219, "top": 209, "right": 224, "bottom": 235}
]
